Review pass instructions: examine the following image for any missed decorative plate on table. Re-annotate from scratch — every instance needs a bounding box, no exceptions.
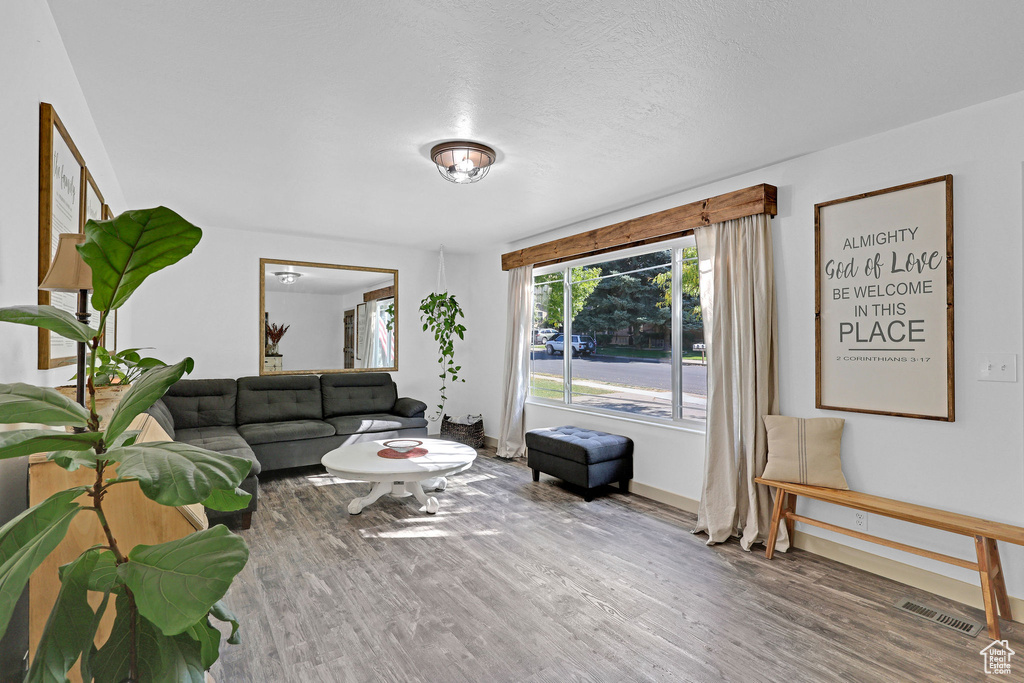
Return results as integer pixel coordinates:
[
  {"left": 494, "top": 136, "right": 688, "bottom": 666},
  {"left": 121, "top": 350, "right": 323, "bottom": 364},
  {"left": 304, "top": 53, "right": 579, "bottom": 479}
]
[{"left": 377, "top": 439, "right": 427, "bottom": 459}]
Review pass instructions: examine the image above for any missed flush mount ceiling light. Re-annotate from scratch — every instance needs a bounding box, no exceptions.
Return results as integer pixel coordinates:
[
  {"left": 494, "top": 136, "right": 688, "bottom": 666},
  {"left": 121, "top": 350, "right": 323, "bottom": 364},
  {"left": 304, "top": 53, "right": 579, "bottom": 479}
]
[
  {"left": 430, "top": 141, "right": 496, "bottom": 184},
  {"left": 274, "top": 271, "right": 302, "bottom": 285}
]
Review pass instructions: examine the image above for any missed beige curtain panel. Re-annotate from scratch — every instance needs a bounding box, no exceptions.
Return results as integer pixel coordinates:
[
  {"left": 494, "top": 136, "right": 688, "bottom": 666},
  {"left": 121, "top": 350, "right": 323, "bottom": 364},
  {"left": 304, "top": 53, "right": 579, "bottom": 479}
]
[
  {"left": 692, "top": 213, "right": 784, "bottom": 551},
  {"left": 497, "top": 265, "right": 532, "bottom": 459}
]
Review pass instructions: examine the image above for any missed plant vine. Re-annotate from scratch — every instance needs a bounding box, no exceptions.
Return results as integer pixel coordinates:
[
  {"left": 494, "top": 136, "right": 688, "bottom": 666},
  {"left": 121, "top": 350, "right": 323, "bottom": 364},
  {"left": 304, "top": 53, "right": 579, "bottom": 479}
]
[{"left": 419, "top": 292, "right": 466, "bottom": 420}]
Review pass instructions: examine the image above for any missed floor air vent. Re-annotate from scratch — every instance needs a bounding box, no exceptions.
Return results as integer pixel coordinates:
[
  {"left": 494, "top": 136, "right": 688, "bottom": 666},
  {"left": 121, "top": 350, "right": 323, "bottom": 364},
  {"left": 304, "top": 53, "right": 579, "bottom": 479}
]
[{"left": 895, "top": 597, "right": 984, "bottom": 637}]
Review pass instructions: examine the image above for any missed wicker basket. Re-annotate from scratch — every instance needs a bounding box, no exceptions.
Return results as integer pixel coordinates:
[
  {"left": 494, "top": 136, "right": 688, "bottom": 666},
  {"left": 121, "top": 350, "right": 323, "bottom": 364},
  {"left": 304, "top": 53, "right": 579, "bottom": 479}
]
[{"left": 440, "top": 414, "right": 485, "bottom": 448}]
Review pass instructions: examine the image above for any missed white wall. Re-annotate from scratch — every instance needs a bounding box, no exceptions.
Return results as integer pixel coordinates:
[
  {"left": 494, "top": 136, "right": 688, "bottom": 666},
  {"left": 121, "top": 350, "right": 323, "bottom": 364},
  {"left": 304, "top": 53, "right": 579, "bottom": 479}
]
[
  {"left": 121, "top": 225, "right": 469, "bottom": 415},
  {"left": 0, "top": 0, "right": 126, "bottom": 387},
  {"left": 460, "top": 90, "right": 1024, "bottom": 598},
  {"left": 264, "top": 290, "right": 345, "bottom": 371},
  {"left": 0, "top": 0, "right": 127, "bottom": 673}
]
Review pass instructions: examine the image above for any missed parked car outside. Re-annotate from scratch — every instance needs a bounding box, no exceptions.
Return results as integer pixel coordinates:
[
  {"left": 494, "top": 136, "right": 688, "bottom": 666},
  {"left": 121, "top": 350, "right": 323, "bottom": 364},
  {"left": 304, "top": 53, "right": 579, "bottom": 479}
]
[
  {"left": 545, "top": 334, "right": 596, "bottom": 357},
  {"left": 533, "top": 328, "right": 559, "bottom": 344}
]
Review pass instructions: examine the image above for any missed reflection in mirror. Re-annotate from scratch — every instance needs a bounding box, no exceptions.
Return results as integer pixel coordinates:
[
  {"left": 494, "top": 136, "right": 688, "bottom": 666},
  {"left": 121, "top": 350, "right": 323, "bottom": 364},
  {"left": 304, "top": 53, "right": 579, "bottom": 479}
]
[{"left": 260, "top": 259, "right": 397, "bottom": 375}]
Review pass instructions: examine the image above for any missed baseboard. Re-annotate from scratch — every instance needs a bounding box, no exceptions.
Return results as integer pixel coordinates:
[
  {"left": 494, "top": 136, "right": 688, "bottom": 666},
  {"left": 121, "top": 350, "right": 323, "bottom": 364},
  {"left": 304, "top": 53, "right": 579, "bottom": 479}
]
[
  {"left": 629, "top": 480, "right": 699, "bottom": 514},
  {"left": 483, "top": 435, "right": 498, "bottom": 449},
  {"left": 791, "top": 530, "right": 1024, "bottom": 623},
  {"left": 629, "top": 482, "right": 1023, "bottom": 623}
]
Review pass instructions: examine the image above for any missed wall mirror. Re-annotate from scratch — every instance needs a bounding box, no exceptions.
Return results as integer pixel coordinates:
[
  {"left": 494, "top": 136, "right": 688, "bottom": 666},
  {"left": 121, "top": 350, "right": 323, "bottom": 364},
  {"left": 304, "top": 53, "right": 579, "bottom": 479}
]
[{"left": 260, "top": 258, "right": 397, "bottom": 375}]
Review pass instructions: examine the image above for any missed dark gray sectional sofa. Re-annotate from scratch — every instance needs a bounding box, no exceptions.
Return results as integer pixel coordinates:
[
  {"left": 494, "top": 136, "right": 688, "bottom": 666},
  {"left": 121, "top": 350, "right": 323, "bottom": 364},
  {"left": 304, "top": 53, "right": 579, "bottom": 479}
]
[{"left": 145, "top": 372, "right": 427, "bottom": 528}]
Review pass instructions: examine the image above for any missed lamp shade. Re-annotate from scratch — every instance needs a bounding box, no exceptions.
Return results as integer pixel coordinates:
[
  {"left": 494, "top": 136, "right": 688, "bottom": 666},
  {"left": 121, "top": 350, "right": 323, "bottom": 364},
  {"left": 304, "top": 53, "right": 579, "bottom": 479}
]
[{"left": 39, "top": 233, "right": 92, "bottom": 292}]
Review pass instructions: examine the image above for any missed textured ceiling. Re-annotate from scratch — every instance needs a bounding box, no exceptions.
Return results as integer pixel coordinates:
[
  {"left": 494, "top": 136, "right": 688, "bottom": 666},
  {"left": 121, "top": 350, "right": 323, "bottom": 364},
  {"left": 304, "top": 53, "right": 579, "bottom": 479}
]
[{"left": 47, "top": 0, "right": 1024, "bottom": 251}]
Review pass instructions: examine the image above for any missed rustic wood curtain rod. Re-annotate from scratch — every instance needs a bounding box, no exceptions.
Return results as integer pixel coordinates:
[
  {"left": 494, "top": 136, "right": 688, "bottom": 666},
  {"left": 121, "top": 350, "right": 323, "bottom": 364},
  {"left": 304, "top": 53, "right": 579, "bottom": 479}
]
[{"left": 500, "top": 183, "right": 777, "bottom": 271}]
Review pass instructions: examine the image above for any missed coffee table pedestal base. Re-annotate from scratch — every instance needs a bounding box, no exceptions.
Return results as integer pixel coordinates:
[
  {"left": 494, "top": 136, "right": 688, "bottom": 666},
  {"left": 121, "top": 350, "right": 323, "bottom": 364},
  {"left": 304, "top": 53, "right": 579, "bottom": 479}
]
[{"left": 348, "top": 480, "right": 440, "bottom": 515}]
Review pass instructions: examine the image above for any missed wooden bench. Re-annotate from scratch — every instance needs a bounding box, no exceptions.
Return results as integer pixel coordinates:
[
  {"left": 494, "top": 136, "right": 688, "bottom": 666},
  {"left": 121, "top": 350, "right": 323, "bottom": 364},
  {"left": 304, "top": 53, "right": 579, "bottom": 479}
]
[{"left": 755, "top": 477, "right": 1024, "bottom": 639}]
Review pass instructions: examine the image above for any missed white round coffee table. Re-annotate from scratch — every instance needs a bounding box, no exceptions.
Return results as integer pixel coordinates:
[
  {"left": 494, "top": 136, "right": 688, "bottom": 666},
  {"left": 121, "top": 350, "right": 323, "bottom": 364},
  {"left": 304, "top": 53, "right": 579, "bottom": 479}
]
[{"left": 321, "top": 438, "right": 477, "bottom": 515}]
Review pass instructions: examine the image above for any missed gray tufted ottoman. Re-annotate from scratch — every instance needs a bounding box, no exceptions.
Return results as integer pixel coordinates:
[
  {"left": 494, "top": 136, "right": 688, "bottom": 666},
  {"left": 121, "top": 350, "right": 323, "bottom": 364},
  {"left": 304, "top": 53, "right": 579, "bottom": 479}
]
[{"left": 526, "top": 426, "right": 633, "bottom": 501}]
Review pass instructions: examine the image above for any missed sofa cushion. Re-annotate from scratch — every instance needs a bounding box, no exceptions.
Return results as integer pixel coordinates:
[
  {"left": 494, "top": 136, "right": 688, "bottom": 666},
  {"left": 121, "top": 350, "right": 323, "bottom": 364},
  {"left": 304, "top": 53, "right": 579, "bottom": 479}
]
[
  {"left": 321, "top": 373, "right": 397, "bottom": 418},
  {"left": 146, "top": 399, "right": 175, "bottom": 439},
  {"left": 175, "top": 425, "right": 262, "bottom": 477},
  {"left": 237, "top": 419, "right": 335, "bottom": 446},
  {"left": 237, "top": 375, "right": 322, "bottom": 425},
  {"left": 525, "top": 426, "right": 633, "bottom": 465},
  {"left": 326, "top": 413, "right": 429, "bottom": 435},
  {"left": 163, "top": 379, "right": 237, "bottom": 429}
]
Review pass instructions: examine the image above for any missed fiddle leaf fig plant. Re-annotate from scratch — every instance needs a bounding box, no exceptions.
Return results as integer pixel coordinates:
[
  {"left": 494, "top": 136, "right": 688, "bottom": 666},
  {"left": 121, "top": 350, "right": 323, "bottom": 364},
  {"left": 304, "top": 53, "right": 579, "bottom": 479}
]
[
  {"left": 419, "top": 291, "right": 466, "bottom": 420},
  {"left": 0, "top": 207, "right": 250, "bottom": 682}
]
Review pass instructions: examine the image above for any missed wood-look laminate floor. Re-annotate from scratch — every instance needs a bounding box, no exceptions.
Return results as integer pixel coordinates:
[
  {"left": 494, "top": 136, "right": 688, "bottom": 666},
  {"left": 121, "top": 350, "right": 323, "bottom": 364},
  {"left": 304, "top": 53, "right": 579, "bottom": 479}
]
[{"left": 212, "top": 449, "right": 1020, "bottom": 682}]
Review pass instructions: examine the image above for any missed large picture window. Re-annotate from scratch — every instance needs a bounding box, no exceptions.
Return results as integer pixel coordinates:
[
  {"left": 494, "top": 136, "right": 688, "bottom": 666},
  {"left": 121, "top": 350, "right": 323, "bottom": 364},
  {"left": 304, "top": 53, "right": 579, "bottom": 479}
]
[{"left": 529, "top": 239, "right": 706, "bottom": 425}]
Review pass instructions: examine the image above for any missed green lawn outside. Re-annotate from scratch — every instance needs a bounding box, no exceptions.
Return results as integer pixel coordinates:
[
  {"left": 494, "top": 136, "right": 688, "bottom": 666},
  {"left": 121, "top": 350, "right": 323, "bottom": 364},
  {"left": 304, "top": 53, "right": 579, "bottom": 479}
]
[{"left": 529, "top": 375, "right": 615, "bottom": 400}]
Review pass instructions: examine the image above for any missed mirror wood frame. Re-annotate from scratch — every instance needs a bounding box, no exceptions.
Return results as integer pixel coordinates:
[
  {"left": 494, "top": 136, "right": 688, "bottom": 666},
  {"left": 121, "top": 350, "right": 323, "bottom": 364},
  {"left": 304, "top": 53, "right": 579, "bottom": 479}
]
[{"left": 259, "top": 257, "right": 399, "bottom": 376}]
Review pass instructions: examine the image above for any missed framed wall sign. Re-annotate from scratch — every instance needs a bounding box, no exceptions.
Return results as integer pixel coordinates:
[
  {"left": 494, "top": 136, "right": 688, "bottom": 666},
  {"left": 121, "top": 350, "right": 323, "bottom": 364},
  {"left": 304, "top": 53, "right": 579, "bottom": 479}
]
[
  {"left": 815, "top": 175, "right": 954, "bottom": 421},
  {"left": 38, "top": 103, "right": 86, "bottom": 369}
]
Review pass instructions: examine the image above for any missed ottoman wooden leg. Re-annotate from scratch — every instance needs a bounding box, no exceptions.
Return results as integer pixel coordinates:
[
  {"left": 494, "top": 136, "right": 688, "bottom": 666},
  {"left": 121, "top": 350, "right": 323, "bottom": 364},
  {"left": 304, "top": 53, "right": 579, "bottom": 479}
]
[
  {"left": 620, "top": 478, "right": 630, "bottom": 493},
  {"left": 584, "top": 490, "right": 595, "bottom": 502},
  {"left": 532, "top": 468, "right": 540, "bottom": 482}
]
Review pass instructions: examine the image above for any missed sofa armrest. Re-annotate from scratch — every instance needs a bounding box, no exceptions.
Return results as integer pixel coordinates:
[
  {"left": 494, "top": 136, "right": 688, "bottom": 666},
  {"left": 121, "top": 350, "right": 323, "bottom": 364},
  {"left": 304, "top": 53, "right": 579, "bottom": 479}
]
[
  {"left": 393, "top": 397, "right": 427, "bottom": 418},
  {"left": 144, "top": 398, "right": 175, "bottom": 440}
]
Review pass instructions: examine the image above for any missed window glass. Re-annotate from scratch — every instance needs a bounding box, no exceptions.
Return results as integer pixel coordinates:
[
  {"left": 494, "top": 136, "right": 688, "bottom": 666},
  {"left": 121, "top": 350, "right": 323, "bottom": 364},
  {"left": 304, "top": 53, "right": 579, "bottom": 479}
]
[
  {"left": 528, "top": 241, "right": 707, "bottom": 425},
  {"left": 678, "top": 247, "right": 705, "bottom": 421},
  {"left": 530, "top": 274, "right": 565, "bottom": 400},
  {"left": 571, "top": 251, "right": 673, "bottom": 418}
]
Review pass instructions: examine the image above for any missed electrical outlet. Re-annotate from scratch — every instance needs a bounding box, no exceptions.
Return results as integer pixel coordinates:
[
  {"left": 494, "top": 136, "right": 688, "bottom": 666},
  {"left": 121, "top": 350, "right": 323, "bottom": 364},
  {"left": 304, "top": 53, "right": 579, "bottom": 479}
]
[{"left": 854, "top": 511, "right": 868, "bottom": 531}]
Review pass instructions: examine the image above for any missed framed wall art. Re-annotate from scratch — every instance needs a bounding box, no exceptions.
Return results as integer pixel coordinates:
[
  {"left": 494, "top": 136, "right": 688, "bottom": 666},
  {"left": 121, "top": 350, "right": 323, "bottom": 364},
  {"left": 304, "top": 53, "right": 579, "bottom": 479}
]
[
  {"left": 815, "top": 175, "right": 954, "bottom": 421},
  {"left": 38, "top": 102, "right": 86, "bottom": 369}
]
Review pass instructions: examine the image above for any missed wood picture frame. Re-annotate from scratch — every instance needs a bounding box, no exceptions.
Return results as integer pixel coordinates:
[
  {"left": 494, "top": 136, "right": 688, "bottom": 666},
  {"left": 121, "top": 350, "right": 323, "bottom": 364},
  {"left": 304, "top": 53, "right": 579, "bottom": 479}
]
[
  {"left": 38, "top": 103, "right": 86, "bottom": 369},
  {"left": 815, "top": 175, "right": 954, "bottom": 421}
]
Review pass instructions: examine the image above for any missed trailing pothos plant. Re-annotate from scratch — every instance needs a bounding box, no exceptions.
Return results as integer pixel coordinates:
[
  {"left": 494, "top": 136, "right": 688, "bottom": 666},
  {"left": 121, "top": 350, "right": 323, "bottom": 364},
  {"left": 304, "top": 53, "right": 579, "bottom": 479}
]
[
  {"left": 419, "top": 292, "right": 466, "bottom": 420},
  {"left": 0, "top": 207, "right": 251, "bottom": 682}
]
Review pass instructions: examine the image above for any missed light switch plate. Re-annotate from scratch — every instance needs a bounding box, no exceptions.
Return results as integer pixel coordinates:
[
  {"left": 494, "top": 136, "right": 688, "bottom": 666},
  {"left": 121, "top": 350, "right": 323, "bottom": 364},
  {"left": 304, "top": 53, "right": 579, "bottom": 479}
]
[{"left": 978, "top": 353, "right": 1017, "bottom": 382}]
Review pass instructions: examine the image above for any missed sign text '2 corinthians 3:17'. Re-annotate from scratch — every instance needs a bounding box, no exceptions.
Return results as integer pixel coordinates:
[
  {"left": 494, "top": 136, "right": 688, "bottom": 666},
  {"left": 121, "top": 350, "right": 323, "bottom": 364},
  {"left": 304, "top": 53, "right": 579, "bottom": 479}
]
[{"left": 815, "top": 176, "right": 954, "bottom": 421}]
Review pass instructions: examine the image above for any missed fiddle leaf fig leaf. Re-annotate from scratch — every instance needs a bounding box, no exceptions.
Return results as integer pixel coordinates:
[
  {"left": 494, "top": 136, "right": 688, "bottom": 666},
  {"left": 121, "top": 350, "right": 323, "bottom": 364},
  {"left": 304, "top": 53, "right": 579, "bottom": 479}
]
[
  {"left": 119, "top": 526, "right": 249, "bottom": 636},
  {"left": 0, "top": 383, "right": 90, "bottom": 427},
  {"left": 25, "top": 549, "right": 102, "bottom": 683},
  {"left": 210, "top": 600, "right": 241, "bottom": 645},
  {"left": 109, "top": 442, "right": 252, "bottom": 507},
  {"left": 78, "top": 207, "right": 202, "bottom": 312},
  {"left": 0, "top": 429, "right": 102, "bottom": 460},
  {"left": 0, "top": 305, "right": 97, "bottom": 343},
  {"left": 86, "top": 550, "right": 121, "bottom": 594},
  {"left": 0, "top": 487, "right": 86, "bottom": 640},
  {"left": 48, "top": 448, "right": 102, "bottom": 472},
  {"left": 185, "top": 617, "right": 222, "bottom": 670},
  {"left": 104, "top": 358, "right": 192, "bottom": 440},
  {"left": 91, "top": 594, "right": 206, "bottom": 683},
  {"left": 202, "top": 487, "right": 252, "bottom": 512}
]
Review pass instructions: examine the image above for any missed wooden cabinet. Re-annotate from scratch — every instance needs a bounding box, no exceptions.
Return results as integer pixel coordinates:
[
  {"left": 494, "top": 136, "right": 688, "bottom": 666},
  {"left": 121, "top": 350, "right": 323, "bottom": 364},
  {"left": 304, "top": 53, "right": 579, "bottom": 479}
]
[
  {"left": 263, "top": 355, "right": 282, "bottom": 372},
  {"left": 28, "top": 414, "right": 206, "bottom": 682}
]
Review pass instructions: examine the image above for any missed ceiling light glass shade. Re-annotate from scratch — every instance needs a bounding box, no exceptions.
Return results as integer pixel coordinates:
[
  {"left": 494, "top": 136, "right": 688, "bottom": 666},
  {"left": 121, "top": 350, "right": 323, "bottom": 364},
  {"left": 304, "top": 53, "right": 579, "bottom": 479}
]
[
  {"left": 274, "top": 271, "right": 302, "bottom": 285},
  {"left": 430, "top": 141, "right": 496, "bottom": 184},
  {"left": 39, "top": 233, "right": 92, "bottom": 292}
]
